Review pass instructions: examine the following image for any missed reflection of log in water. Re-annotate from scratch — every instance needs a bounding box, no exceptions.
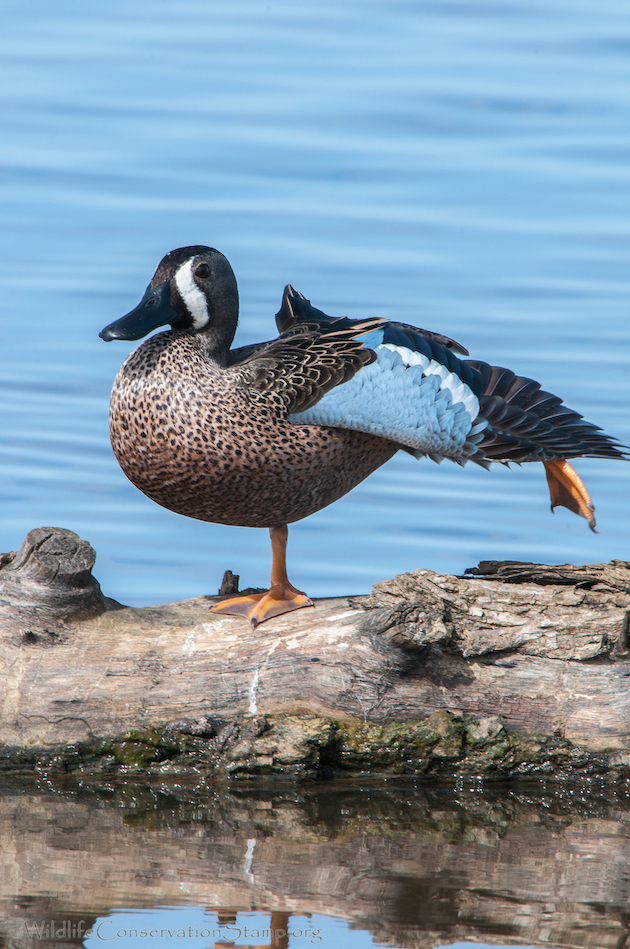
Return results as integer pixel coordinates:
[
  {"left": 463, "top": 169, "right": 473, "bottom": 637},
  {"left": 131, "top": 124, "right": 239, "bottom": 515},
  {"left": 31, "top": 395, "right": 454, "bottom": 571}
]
[
  {"left": 1, "top": 778, "right": 630, "bottom": 949},
  {"left": 2, "top": 527, "right": 630, "bottom": 778}
]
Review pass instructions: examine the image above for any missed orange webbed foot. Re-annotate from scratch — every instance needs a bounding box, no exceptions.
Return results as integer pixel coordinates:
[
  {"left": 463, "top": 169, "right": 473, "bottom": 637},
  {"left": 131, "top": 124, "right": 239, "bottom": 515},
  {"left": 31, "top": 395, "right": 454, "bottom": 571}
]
[
  {"left": 211, "top": 584, "right": 313, "bottom": 629},
  {"left": 544, "top": 459, "right": 597, "bottom": 532}
]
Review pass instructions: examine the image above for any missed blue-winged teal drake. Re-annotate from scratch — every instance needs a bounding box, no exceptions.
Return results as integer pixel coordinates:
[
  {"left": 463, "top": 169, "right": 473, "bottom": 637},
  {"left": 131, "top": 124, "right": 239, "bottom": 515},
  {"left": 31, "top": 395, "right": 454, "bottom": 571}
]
[{"left": 100, "top": 245, "right": 627, "bottom": 627}]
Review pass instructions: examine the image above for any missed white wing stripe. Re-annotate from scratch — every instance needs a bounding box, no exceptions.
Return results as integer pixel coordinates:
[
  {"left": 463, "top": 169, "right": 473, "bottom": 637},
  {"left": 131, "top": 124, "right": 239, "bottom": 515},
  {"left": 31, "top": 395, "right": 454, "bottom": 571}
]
[{"left": 381, "top": 343, "right": 479, "bottom": 419}]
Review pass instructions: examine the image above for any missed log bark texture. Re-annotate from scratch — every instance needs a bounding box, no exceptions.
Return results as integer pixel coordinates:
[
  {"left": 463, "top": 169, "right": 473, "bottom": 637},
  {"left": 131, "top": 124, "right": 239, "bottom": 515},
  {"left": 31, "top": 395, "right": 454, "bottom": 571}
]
[
  {"left": 0, "top": 527, "right": 109, "bottom": 630},
  {"left": 1, "top": 527, "right": 630, "bottom": 777}
]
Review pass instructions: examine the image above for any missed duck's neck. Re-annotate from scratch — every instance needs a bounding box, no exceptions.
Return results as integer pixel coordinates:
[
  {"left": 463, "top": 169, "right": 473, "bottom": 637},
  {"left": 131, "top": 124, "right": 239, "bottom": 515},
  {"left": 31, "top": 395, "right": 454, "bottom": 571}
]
[{"left": 198, "top": 285, "right": 239, "bottom": 365}]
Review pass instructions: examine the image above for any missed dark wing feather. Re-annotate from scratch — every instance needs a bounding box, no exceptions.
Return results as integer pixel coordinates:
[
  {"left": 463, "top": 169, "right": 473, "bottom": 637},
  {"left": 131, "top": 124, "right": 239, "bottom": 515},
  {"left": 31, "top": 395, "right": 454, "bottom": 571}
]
[
  {"left": 234, "top": 318, "right": 385, "bottom": 416},
  {"left": 276, "top": 285, "right": 470, "bottom": 356},
  {"left": 466, "top": 359, "right": 628, "bottom": 463},
  {"left": 275, "top": 285, "right": 334, "bottom": 333}
]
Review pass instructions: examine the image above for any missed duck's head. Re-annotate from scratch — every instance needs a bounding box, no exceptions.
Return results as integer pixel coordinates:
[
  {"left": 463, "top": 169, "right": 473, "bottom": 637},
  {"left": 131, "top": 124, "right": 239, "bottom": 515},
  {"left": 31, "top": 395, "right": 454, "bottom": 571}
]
[{"left": 100, "top": 246, "right": 239, "bottom": 358}]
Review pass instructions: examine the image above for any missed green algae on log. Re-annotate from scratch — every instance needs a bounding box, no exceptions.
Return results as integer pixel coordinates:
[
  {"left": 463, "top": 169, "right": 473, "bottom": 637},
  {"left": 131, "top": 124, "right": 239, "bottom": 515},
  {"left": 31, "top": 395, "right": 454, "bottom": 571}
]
[
  {"left": 0, "top": 712, "right": 622, "bottom": 783},
  {"left": 1, "top": 527, "right": 630, "bottom": 779}
]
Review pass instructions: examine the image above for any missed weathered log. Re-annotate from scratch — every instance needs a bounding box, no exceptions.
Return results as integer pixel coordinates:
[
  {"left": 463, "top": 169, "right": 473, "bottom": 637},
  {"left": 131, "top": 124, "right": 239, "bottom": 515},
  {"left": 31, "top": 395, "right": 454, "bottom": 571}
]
[
  {"left": 1, "top": 527, "right": 630, "bottom": 778},
  {"left": 0, "top": 527, "right": 110, "bottom": 633}
]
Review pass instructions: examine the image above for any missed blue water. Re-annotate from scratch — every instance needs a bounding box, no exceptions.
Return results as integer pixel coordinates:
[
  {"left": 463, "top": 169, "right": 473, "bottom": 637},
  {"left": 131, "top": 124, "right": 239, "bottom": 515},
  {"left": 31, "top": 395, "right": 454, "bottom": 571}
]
[{"left": 2, "top": 0, "right": 629, "bottom": 609}]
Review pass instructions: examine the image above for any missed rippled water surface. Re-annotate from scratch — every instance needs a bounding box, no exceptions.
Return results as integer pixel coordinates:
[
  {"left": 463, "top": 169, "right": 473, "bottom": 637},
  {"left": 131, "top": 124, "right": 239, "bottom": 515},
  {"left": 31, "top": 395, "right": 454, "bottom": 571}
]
[{"left": 1, "top": 1, "right": 630, "bottom": 610}]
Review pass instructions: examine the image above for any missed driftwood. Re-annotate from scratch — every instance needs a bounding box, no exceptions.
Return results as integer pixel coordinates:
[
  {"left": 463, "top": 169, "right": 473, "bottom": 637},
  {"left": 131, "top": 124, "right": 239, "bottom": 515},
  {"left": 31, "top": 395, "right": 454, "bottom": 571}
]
[
  {"left": 1, "top": 526, "right": 630, "bottom": 778},
  {"left": 0, "top": 527, "right": 110, "bottom": 629}
]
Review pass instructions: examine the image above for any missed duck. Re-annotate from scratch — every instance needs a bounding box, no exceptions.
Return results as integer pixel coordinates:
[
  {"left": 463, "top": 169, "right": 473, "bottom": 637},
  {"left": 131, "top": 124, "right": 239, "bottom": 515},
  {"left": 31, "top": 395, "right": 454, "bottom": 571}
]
[{"left": 100, "top": 245, "right": 627, "bottom": 628}]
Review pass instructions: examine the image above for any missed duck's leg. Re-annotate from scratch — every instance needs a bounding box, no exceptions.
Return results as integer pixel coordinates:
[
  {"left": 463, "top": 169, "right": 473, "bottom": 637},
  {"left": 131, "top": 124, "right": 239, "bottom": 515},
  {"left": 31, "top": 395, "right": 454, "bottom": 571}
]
[
  {"left": 210, "top": 525, "right": 314, "bottom": 629},
  {"left": 544, "top": 459, "right": 597, "bottom": 531}
]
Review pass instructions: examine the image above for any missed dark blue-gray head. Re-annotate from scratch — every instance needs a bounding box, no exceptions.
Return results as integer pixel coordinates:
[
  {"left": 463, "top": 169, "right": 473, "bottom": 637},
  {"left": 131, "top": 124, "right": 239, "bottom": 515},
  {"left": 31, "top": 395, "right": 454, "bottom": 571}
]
[{"left": 100, "top": 245, "right": 239, "bottom": 358}]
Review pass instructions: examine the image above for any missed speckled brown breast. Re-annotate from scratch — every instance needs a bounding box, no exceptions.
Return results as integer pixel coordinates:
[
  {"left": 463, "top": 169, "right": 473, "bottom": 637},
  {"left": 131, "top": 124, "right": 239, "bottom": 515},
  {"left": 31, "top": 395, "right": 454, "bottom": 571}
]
[{"left": 109, "top": 330, "right": 399, "bottom": 528}]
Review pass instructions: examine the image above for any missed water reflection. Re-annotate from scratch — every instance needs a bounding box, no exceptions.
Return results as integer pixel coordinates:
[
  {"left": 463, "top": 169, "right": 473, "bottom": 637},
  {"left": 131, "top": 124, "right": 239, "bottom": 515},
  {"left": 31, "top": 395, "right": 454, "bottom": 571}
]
[{"left": 2, "top": 776, "right": 630, "bottom": 949}]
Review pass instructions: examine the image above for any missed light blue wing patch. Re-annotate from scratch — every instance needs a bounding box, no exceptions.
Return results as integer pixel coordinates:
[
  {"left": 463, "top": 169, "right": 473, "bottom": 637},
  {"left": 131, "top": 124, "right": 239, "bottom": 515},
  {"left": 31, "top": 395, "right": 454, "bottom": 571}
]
[
  {"left": 290, "top": 343, "right": 484, "bottom": 459},
  {"left": 358, "top": 327, "right": 385, "bottom": 349}
]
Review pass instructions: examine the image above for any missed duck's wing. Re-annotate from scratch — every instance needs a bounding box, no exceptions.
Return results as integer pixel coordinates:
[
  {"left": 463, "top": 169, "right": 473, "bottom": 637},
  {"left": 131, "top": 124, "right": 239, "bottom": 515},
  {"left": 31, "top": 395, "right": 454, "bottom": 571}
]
[
  {"left": 276, "top": 286, "right": 485, "bottom": 462},
  {"left": 281, "top": 286, "right": 627, "bottom": 468},
  {"left": 232, "top": 284, "right": 626, "bottom": 529}
]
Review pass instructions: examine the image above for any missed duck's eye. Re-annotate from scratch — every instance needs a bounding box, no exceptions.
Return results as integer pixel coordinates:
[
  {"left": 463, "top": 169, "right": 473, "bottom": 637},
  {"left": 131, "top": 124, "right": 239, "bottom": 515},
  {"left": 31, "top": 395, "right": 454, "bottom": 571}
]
[{"left": 194, "top": 263, "right": 211, "bottom": 279}]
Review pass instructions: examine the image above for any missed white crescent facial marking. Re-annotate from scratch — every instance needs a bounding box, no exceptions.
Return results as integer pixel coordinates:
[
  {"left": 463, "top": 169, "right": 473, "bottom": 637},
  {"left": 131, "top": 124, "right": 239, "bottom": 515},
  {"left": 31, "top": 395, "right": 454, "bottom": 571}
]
[{"left": 174, "top": 259, "right": 209, "bottom": 329}]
